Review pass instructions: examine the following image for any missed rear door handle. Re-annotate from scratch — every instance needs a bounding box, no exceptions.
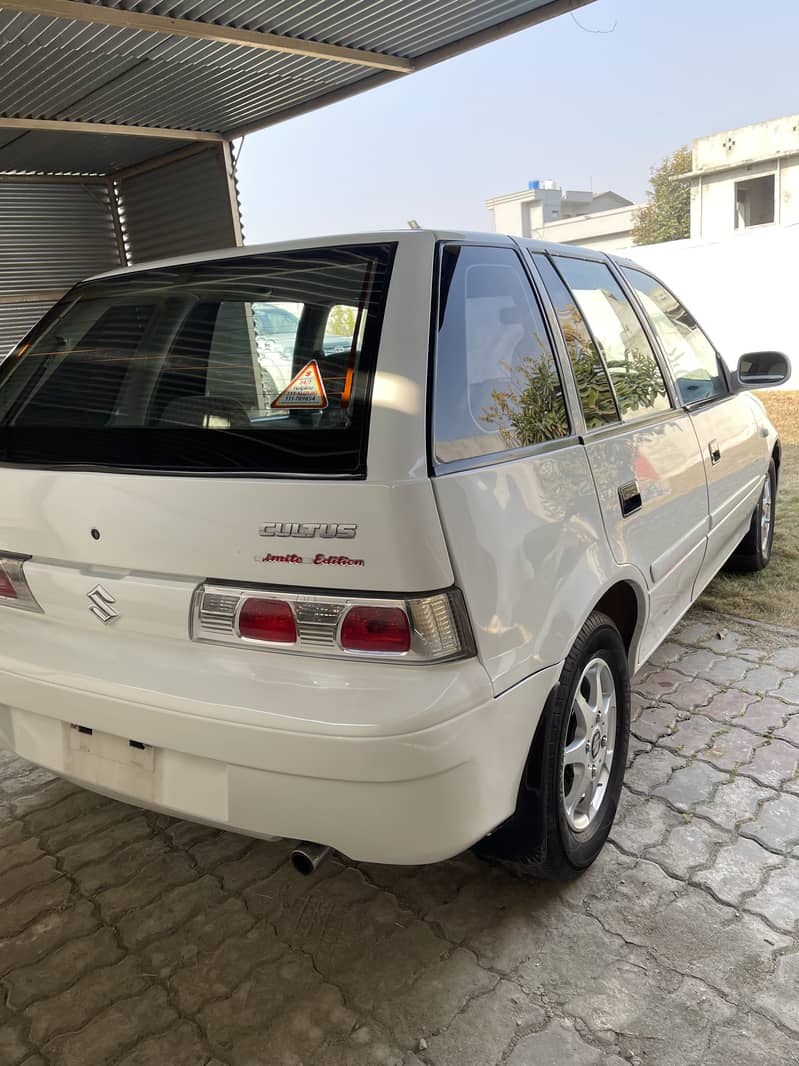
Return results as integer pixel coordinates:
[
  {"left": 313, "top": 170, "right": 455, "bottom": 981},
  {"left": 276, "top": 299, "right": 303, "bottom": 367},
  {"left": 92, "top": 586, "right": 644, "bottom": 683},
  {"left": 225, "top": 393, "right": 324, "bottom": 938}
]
[
  {"left": 618, "top": 480, "right": 642, "bottom": 518},
  {"left": 709, "top": 439, "right": 721, "bottom": 465}
]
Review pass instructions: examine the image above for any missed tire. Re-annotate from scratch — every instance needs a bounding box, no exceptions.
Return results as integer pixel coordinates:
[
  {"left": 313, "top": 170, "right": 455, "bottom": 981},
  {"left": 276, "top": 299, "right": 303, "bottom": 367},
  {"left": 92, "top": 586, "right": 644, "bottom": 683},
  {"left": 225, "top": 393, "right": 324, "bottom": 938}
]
[
  {"left": 476, "top": 611, "right": 630, "bottom": 880},
  {"left": 727, "top": 459, "right": 777, "bottom": 573}
]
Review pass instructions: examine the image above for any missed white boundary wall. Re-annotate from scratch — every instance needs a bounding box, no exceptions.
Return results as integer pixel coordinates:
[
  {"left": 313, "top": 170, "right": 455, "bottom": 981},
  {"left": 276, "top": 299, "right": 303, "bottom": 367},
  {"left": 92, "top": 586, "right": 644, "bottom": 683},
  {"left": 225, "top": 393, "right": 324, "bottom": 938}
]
[{"left": 618, "top": 225, "right": 799, "bottom": 385}]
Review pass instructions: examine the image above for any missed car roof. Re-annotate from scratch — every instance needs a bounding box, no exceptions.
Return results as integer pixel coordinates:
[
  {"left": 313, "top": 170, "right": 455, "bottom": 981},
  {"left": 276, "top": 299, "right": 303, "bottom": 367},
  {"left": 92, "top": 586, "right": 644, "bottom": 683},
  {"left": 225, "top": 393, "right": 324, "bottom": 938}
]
[{"left": 89, "top": 229, "right": 636, "bottom": 282}]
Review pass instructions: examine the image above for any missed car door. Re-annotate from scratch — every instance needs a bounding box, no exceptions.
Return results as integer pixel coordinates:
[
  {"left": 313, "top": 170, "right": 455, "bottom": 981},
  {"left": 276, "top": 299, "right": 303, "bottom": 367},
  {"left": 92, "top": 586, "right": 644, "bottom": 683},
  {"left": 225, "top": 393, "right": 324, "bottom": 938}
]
[
  {"left": 530, "top": 251, "right": 710, "bottom": 664},
  {"left": 620, "top": 266, "right": 767, "bottom": 596}
]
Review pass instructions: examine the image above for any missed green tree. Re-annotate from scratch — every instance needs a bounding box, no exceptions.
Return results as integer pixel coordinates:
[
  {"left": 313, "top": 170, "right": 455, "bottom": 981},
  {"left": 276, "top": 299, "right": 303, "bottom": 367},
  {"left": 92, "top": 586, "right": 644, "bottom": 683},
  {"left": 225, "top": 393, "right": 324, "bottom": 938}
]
[
  {"left": 327, "top": 304, "right": 357, "bottom": 337},
  {"left": 632, "top": 146, "right": 692, "bottom": 246}
]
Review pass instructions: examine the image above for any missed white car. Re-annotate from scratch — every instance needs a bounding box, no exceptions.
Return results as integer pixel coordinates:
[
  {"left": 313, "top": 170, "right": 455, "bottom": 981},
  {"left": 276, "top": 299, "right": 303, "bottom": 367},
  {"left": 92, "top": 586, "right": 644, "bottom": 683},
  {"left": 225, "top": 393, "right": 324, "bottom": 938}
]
[{"left": 0, "top": 231, "right": 788, "bottom": 879}]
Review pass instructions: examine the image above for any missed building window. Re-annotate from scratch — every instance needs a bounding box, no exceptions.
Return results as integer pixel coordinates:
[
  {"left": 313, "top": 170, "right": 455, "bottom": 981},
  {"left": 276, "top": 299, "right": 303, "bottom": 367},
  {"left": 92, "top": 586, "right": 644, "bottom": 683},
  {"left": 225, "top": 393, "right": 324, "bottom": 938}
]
[{"left": 735, "top": 175, "right": 775, "bottom": 229}]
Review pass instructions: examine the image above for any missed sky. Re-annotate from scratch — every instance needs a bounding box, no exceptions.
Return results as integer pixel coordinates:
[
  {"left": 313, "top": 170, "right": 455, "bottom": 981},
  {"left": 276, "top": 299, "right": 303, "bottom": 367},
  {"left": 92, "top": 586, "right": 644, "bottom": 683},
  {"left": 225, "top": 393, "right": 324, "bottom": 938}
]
[{"left": 238, "top": 0, "right": 799, "bottom": 243}]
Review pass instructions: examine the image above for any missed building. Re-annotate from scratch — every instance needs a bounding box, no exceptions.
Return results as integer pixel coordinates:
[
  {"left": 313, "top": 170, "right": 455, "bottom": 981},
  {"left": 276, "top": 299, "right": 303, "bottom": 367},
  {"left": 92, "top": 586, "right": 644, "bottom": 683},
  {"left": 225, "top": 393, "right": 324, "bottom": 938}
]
[
  {"left": 485, "top": 180, "right": 637, "bottom": 250},
  {"left": 682, "top": 113, "right": 799, "bottom": 239}
]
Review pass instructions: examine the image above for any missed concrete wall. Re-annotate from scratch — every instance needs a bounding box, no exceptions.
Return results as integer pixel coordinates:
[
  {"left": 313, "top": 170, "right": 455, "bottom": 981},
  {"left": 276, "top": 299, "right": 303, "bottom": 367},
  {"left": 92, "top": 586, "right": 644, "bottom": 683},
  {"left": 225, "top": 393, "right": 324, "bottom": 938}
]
[
  {"left": 536, "top": 204, "right": 638, "bottom": 250},
  {"left": 618, "top": 225, "right": 799, "bottom": 384}
]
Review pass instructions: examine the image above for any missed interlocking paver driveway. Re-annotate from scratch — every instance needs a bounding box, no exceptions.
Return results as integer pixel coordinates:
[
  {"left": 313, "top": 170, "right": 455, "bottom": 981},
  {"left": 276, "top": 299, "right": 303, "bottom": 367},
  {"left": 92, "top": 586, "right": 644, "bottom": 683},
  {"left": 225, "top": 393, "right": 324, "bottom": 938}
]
[{"left": 2, "top": 610, "right": 799, "bottom": 1066}]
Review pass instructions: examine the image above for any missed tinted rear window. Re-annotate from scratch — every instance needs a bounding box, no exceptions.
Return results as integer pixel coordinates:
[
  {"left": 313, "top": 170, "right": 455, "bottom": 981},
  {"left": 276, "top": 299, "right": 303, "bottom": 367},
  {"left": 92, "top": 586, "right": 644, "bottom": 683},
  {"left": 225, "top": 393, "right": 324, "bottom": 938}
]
[{"left": 0, "top": 244, "right": 395, "bottom": 476}]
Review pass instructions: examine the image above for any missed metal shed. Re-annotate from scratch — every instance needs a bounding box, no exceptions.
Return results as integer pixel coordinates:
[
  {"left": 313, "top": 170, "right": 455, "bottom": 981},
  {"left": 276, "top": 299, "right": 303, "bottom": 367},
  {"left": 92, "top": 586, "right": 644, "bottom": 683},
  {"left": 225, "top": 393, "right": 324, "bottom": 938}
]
[{"left": 0, "top": 0, "right": 591, "bottom": 351}]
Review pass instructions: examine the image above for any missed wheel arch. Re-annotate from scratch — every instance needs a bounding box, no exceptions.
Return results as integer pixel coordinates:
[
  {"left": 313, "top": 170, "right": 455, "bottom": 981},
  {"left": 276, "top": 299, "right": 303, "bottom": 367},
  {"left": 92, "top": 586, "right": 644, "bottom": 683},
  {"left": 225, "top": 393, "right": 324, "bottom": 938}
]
[{"left": 590, "top": 578, "right": 647, "bottom": 672}]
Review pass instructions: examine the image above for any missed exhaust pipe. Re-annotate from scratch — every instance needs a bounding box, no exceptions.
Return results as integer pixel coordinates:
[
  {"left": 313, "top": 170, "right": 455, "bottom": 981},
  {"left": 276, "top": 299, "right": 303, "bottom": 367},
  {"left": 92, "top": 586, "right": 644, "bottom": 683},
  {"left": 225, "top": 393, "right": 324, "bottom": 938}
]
[{"left": 291, "top": 841, "right": 331, "bottom": 876}]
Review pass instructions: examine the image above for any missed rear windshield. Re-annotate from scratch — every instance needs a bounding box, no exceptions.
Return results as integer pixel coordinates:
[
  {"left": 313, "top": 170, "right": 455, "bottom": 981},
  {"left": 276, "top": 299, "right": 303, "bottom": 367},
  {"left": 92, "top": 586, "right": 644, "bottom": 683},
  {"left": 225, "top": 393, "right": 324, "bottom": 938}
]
[{"left": 0, "top": 243, "right": 395, "bottom": 476}]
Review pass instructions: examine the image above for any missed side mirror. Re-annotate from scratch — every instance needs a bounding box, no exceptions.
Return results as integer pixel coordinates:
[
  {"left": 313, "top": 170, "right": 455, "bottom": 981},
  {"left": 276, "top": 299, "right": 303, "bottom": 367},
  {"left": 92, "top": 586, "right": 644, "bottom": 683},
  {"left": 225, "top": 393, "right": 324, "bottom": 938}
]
[{"left": 735, "top": 351, "right": 791, "bottom": 391}]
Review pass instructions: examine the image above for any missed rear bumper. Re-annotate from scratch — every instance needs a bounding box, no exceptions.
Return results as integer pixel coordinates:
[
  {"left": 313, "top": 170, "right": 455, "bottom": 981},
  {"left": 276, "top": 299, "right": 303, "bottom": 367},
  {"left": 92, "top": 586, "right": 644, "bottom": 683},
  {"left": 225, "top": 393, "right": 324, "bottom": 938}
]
[{"left": 0, "top": 613, "right": 561, "bottom": 863}]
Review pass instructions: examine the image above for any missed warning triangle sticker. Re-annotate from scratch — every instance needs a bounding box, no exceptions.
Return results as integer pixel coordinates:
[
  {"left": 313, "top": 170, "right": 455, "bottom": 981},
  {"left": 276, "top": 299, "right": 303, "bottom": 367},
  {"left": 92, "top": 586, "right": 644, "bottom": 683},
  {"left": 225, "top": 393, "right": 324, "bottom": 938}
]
[{"left": 270, "top": 360, "right": 328, "bottom": 410}]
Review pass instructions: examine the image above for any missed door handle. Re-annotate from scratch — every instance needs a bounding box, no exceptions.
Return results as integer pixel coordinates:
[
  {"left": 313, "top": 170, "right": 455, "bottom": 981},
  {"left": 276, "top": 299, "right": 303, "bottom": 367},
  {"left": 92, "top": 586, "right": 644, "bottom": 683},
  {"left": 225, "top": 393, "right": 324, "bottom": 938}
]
[
  {"left": 618, "top": 480, "right": 642, "bottom": 518},
  {"left": 709, "top": 439, "right": 721, "bottom": 465}
]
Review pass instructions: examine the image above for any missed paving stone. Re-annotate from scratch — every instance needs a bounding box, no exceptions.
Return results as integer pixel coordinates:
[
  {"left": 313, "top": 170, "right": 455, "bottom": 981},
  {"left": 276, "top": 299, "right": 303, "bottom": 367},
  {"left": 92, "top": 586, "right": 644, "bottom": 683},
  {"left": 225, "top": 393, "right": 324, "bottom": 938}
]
[
  {"left": 677, "top": 650, "right": 751, "bottom": 685},
  {"left": 775, "top": 714, "right": 799, "bottom": 746},
  {"left": 740, "top": 739, "right": 799, "bottom": 788},
  {"left": 215, "top": 839, "right": 287, "bottom": 892},
  {"left": 739, "top": 793, "right": 799, "bottom": 852},
  {"left": 6, "top": 926, "right": 123, "bottom": 1009},
  {"left": 694, "top": 775, "right": 773, "bottom": 830},
  {"left": 42, "top": 986, "right": 176, "bottom": 1066},
  {"left": 507, "top": 1018, "right": 604, "bottom": 1066},
  {"left": 0, "top": 765, "right": 57, "bottom": 797},
  {"left": 627, "top": 735, "right": 651, "bottom": 762},
  {"left": 630, "top": 704, "right": 679, "bottom": 743},
  {"left": 630, "top": 691, "right": 653, "bottom": 721},
  {"left": 703, "top": 1013, "right": 799, "bottom": 1066},
  {"left": 116, "top": 1020, "right": 213, "bottom": 1066},
  {"left": 171, "top": 919, "right": 285, "bottom": 1014},
  {"left": 15, "top": 786, "right": 107, "bottom": 831},
  {"left": 40, "top": 801, "right": 139, "bottom": 854},
  {"left": 358, "top": 854, "right": 482, "bottom": 918},
  {"left": 95, "top": 851, "right": 198, "bottom": 923},
  {"left": 646, "top": 818, "right": 730, "bottom": 879},
  {"left": 72, "top": 836, "right": 171, "bottom": 895},
  {"left": 0, "top": 876, "right": 72, "bottom": 939},
  {"left": 701, "top": 630, "right": 745, "bottom": 654},
  {"left": 423, "top": 979, "right": 545, "bottom": 1066},
  {"left": 739, "top": 664, "right": 792, "bottom": 695},
  {"left": 675, "top": 621, "right": 715, "bottom": 644},
  {"left": 188, "top": 829, "right": 253, "bottom": 871},
  {"left": 753, "top": 951, "right": 799, "bottom": 1033},
  {"left": 662, "top": 676, "right": 719, "bottom": 712},
  {"left": 137, "top": 897, "right": 254, "bottom": 979},
  {"left": 660, "top": 714, "right": 720, "bottom": 756},
  {"left": 653, "top": 761, "right": 728, "bottom": 810},
  {"left": 0, "top": 836, "right": 45, "bottom": 873},
  {"left": 624, "top": 748, "right": 685, "bottom": 794},
  {"left": 693, "top": 838, "right": 783, "bottom": 907},
  {"left": 744, "top": 861, "right": 799, "bottom": 932},
  {"left": 162, "top": 819, "right": 217, "bottom": 850},
  {"left": 117, "top": 874, "right": 224, "bottom": 949},
  {"left": 649, "top": 641, "right": 685, "bottom": 666},
  {"left": 701, "top": 688, "right": 754, "bottom": 723},
  {"left": 609, "top": 793, "right": 681, "bottom": 855},
  {"left": 697, "top": 726, "right": 765, "bottom": 771},
  {"left": 58, "top": 816, "right": 153, "bottom": 873},
  {"left": 736, "top": 697, "right": 792, "bottom": 735},
  {"left": 776, "top": 673, "right": 799, "bottom": 703},
  {"left": 0, "top": 855, "right": 61, "bottom": 906},
  {"left": 0, "top": 820, "right": 25, "bottom": 851},
  {"left": 0, "top": 1015, "right": 30, "bottom": 1066},
  {"left": 633, "top": 668, "right": 684, "bottom": 701},
  {"left": 372, "top": 947, "right": 497, "bottom": 1047},
  {"left": 768, "top": 644, "right": 799, "bottom": 670}
]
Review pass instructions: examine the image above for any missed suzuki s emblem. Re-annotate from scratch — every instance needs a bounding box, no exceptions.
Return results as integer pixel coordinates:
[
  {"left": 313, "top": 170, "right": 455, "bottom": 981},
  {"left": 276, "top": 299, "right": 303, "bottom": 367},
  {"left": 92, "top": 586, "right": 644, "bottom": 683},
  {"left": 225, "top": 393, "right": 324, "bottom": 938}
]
[{"left": 87, "top": 584, "right": 119, "bottom": 625}]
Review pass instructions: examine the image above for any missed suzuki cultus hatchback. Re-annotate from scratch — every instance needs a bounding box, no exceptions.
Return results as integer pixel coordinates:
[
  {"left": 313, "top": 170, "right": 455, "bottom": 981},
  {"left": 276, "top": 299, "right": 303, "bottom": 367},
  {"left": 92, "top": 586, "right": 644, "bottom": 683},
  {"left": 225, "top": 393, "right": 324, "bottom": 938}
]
[{"left": 0, "top": 232, "right": 789, "bottom": 879}]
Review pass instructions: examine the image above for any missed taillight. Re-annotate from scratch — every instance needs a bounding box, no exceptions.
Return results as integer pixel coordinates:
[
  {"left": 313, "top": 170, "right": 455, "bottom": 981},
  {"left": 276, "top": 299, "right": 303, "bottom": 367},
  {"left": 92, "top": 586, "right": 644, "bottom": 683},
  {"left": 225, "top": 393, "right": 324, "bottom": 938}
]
[
  {"left": 192, "top": 585, "right": 473, "bottom": 663},
  {"left": 238, "top": 598, "right": 297, "bottom": 643},
  {"left": 0, "top": 555, "right": 42, "bottom": 612},
  {"left": 340, "top": 605, "right": 411, "bottom": 653}
]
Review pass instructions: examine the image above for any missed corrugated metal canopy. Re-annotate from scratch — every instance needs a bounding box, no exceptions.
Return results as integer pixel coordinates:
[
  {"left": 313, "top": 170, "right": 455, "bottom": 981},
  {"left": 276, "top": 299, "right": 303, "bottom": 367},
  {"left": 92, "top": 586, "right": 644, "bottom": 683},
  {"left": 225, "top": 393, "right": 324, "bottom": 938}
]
[{"left": 0, "top": 0, "right": 592, "bottom": 175}]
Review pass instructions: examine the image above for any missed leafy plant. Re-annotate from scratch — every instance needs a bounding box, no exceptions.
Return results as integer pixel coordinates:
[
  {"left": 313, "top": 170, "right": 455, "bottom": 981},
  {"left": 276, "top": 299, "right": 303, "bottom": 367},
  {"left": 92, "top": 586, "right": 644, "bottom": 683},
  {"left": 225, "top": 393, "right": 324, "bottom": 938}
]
[{"left": 632, "top": 147, "right": 692, "bottom": 246}]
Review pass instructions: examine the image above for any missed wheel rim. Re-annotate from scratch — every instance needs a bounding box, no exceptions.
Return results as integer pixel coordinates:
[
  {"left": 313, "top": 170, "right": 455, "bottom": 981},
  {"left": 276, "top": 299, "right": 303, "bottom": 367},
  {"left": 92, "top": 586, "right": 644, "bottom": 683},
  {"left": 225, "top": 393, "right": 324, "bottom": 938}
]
[
  {"left": 562, "top": 656, "right": 617, "bottom": 833},
  {"left": 760, "top": 475, "right": 773, "bottom": 553}
]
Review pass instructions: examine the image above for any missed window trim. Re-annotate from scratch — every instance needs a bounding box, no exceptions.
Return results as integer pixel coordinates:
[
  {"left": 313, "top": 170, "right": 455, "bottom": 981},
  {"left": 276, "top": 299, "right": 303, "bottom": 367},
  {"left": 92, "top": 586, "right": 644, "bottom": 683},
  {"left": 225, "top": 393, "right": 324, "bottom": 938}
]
[
  {"left": 616, "top": 263, "right": 732, "bottom": 410},
  {"left": 543, "top": 251, "right": 678, "bottom": 429},
  {"left": 427, "top": 240, "right": 577, "bottom": 476}
]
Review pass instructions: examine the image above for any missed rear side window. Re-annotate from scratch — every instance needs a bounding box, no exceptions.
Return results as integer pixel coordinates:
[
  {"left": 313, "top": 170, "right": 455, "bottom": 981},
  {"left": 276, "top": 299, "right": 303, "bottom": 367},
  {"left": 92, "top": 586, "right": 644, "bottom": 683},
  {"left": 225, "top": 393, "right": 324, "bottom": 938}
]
[
  {"left": 553, "top": 256, "right": 671, "bottom": 423},
  {"left": 531, "top": 254, "right": 619, "bottom": 430},
  {"left": 622, "top": 267, "right": 728, "bottom": 404},
  {"left": 434, "top": 245, "right": 569, "bottom": 464},
  {"left": 0, "top": 244, "right": 394, "bottom": 475}
]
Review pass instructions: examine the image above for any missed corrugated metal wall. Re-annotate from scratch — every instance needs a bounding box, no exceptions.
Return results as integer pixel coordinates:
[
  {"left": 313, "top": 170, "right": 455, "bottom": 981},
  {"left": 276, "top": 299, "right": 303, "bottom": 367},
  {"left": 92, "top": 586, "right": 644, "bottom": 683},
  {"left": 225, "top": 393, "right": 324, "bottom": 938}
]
[
  {"left": 117, "top": 146, "right": 242, "bottom": 265},
  {"left": 0, "top": 180, "right": 122, "bottom": 353}
]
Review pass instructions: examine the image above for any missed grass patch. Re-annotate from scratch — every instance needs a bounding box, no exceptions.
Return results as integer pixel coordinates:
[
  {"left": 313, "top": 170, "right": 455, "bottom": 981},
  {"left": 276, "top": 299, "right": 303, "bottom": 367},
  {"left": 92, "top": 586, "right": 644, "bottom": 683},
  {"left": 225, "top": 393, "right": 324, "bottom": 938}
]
[{"left": 698, "top": 391, "right": 799, "bottom": 629}]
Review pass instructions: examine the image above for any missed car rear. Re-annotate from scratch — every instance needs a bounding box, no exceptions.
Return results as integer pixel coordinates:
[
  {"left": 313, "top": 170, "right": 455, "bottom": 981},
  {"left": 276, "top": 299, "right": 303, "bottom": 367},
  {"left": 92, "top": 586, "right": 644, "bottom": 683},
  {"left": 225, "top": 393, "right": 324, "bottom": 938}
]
[{"left": 0, "top": 231, "right": 548, "bottom": 864}]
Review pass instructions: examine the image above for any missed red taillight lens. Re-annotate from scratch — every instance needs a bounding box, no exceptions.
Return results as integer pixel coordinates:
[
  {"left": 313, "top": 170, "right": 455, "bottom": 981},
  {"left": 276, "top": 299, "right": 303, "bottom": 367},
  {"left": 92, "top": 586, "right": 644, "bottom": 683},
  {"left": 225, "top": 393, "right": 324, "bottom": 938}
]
[
  {"left": 340, "top": 605, "right": 411, "bottom": 653},
  {"left": 0, "top": 565, "right": 18, "bottom": 599},
  {"left": 238, "top": 598, "right": 297, "bottom": 643}
]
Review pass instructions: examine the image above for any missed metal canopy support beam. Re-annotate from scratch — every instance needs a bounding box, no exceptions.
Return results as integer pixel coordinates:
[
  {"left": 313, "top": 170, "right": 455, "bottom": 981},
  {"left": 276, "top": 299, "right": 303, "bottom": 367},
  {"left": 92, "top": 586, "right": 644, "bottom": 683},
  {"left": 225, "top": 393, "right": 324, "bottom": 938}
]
[
  {"left": 0, "top": 117, "right": 223, "bottom": 142},
  {"left": 0, "top": 0, "right": 413, "bottom": 73}
]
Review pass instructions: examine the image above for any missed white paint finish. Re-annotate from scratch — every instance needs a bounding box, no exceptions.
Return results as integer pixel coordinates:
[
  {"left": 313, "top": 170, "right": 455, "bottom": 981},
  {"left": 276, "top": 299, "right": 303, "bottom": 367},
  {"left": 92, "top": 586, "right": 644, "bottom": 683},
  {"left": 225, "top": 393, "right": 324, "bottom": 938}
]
[
  {"left": 0, "top": 653, "right": 561, "bottom": 863},
  {"left": 582, "top": 414, "right": 709, "bottom": 660},
  {"left": 432, "top": 444, "right": 635, "bottom": 693},
  {"left": 690, "top": 394, "right": 768, "bottom": 594}
]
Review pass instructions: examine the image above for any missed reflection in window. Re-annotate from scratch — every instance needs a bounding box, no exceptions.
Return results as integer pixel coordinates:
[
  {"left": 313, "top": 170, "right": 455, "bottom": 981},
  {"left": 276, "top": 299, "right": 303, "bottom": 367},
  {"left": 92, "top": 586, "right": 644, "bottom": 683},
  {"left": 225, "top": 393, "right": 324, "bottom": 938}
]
[
  {"left": 623, "top": 267, "right": 727, "bottom": 405},
  {"left": 434, "top": 246, "right": 569, "bottom": 463},
  {"left": 553, "top": 256, "right": 671, "bottom": 422}
]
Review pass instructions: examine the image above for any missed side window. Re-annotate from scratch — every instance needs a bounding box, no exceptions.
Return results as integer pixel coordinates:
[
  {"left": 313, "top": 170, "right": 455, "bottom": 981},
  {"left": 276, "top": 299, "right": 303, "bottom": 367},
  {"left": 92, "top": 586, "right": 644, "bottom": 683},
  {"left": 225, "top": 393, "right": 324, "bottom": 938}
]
[
  {"left": 434, "top": 245, "right": 570, "bottom": 464},
  {"left": 532, "top": 254, "right": 619, "bottom": 430},
  {"left": 622, "top": 268, "right": 728, "bottom": 405},
  {"left": 324, "top": 305, "right": 360, "bottom": 355},
  {"left": 553, "top": 256, "right": 672, "bottom": 422}
]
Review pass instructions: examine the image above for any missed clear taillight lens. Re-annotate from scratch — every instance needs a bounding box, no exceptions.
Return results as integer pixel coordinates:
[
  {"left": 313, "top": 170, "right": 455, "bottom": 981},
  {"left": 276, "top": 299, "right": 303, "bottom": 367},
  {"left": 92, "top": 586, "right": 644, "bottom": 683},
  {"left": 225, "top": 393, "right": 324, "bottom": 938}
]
[
  {"left": 192, "top": 585, "right": 473, "bottom": 663},
  {"left": 0, "top": 554, "right": 42, "bottom": 613}
]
